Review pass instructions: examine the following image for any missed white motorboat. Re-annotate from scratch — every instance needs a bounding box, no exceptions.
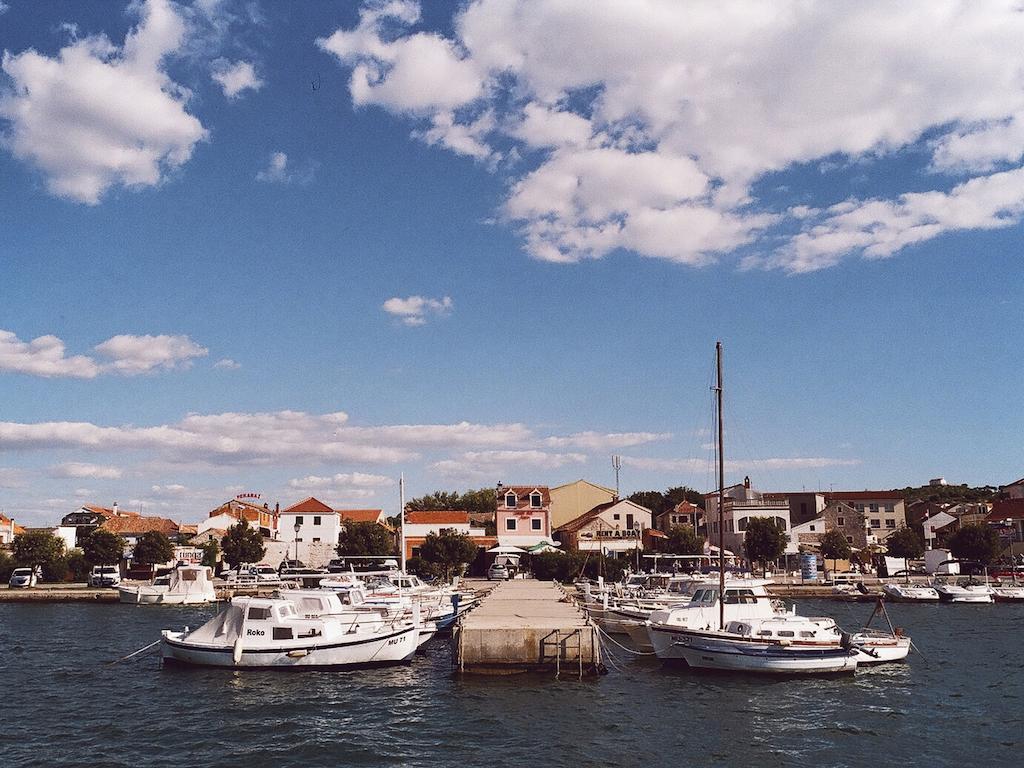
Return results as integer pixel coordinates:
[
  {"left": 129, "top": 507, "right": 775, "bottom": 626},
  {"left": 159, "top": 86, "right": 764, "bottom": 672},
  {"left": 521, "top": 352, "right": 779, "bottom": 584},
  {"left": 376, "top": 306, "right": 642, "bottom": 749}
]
[
  {"left": 931, "top": 578, "right": 994, "bottom": 603},
  {"left": 882, "top": 583, "right": 940, "bottom": 602},
  {"left": 282, "top": 586, "right": 437, "bottom": 649},
  {"left": 645, "top": 581, "right": 859, "bottom": 674},
  {"left": 991, "top": 584, "right": 1024, "bottom": 602},
  {"left": 118, "top": 565, "right": 217, "bottom": 605},
  {"left": 160, "top": 595, "right": 418, "bottom": 668},
  {"left": 850, "top": 629, "right": 912, "bottom": 664}
]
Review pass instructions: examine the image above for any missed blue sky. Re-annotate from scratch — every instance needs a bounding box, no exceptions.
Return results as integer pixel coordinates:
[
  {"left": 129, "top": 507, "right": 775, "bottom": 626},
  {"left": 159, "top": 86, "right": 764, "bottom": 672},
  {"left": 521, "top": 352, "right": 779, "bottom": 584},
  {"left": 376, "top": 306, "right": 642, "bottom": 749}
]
[{"left": 1, "top": 0, "right": 1022, "bottom": 525}]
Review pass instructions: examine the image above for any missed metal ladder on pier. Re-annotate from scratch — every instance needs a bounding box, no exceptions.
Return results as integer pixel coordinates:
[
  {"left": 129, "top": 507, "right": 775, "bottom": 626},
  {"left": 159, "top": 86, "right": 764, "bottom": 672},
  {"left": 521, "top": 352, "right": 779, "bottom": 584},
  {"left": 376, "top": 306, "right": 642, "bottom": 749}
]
[{"left": 541, "top": 628, "right": 584, "bottom": 680}]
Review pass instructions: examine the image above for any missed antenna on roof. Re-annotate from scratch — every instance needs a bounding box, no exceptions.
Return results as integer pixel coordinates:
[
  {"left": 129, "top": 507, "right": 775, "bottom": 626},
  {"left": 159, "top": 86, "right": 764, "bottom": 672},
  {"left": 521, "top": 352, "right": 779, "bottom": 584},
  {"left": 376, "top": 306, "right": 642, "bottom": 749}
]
[{"left": 612, "top": 455, "right": 622, "bottom": 499}]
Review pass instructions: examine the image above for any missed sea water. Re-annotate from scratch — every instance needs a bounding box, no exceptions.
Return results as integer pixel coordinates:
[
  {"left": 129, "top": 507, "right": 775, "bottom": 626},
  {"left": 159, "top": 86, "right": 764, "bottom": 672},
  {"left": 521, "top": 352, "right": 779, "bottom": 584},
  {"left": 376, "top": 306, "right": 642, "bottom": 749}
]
[{"left": 0, "top": 600, "right": 1021, "bottom": 767}]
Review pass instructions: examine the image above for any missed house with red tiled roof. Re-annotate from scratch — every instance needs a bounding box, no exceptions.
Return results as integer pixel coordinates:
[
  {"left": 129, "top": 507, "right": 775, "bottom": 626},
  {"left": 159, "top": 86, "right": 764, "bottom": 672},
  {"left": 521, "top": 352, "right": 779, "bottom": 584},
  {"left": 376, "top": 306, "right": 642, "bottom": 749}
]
[
  {"left": 554, "top": 499, "right": 652, "bottom": 556},
  {"left": 1001, "top": 478, "right": 1024, "bottom": 500},
  {"left": 496, "top": 485, "right": 554, "bottom": 548},
  {"left": 401, "top": 510, "right": 490, "bottom": 561},
  {"left": 277, "top": 498, "right": 391, "bottom": 566},
  {"left": 200, "top": 497, "right": 278, "bottom": 538},
  {"left": 339, "top": 509, "right": 388, "bottom": 526},
  {"left": 0, "top": 513, "right": 26, "bottom": 545}
]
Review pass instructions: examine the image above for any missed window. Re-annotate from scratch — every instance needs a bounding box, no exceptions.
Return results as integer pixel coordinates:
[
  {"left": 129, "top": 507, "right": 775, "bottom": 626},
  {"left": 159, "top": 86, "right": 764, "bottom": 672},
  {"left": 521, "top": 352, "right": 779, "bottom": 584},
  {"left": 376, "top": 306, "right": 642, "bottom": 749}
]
[
  {"left": 505, "top": 518, "right": 516, "bottom": 531},
  {"left": 313, "top": 516, "right": 321, "bottom": 526},
  {"left": 885, "top": 519, "right": 896, "bottom": 529},
  {"left": 846, "top": 536, "right": 853, "bottom": 543},
  {"left": 531, "top": 518, "right": 542, "bottom": 531},
  {"left": 273, "top": 627, "right": 294, "bottom": 640},
  {"left": 296, "top": 516, "right": 304, "bottom": 525},
  {"left": 530, "top": 492, "right": 542, "bottom": 508},
  {"left": 800, "top": 502, "right": 808, "bottom": 517},
  {"left": 777, "top": 630, "right": 795, "bottom": 638},
  {"left": 247, "top": 606, "right": 271, "bottom": 620},
  {"left": 613, "top": 513, "right": 620, "bottom": 520},
  {"left": 737, "top": 517, "right": 747, "bottom": 531},
  {"left": 869, "top": 503, "right": 879, "bottom": 514},
  {"left": 505, "top": 493, "right": 517, "bottom": 508},
  {"left": 809, "top": 524, "right": 816, "bottom": 531},
  {"left": 312, "top": 537, "right": 321, "bottom": 543},
  {"left": 870, "top": 519, "right": 881, "bottom": 528},
  {"left": 837, "top": 516, "right": 845, "bottom": 527},
  {"left": 626, "top": 513, "right": 635, "bottom": 529},
  {"left": 295, "top": 537, "right": 303, "bottom": 543}
]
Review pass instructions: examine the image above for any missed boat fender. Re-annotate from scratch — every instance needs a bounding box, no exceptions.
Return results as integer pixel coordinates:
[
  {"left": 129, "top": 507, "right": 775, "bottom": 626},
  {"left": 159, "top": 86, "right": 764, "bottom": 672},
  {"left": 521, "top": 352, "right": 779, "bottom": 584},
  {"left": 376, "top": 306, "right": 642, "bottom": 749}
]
[{"left": 233, "top": 638, "right": 244, "bottom": 664}]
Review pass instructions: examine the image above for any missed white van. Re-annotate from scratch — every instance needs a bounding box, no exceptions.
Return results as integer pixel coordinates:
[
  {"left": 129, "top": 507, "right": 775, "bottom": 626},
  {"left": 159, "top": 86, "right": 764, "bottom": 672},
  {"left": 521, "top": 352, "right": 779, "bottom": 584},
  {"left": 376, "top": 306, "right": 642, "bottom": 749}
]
[{"left": 88, "top": 565, "right": 122, "bottom": 587}]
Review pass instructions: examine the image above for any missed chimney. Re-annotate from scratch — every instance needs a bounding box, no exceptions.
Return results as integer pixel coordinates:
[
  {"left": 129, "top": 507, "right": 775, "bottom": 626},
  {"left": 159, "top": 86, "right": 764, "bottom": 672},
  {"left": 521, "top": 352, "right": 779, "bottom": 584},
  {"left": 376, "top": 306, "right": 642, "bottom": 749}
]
[
  {"left": 113, "top": 501, "right": 119, "bottom": 516},
  {"left": 743, "top": 476, "right": 751, "bottom": 490}
]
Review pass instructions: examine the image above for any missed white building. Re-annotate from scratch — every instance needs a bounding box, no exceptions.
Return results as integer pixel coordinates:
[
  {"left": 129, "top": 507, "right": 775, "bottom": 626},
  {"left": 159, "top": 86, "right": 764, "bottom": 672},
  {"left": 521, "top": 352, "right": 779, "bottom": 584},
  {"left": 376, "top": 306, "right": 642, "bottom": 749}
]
[
  {"left": 922, "top": 511, "right": 958, "bottom": 549},
  {"left": 554, "top": 499, "right": 652, "bottom": 557}
]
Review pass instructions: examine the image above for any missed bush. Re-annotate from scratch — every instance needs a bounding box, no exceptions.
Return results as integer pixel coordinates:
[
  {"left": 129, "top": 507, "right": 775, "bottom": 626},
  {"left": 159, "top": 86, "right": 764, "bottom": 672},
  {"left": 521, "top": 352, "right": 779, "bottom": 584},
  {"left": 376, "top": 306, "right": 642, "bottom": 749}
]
[{"left": 406, "top": 557, "right": 440, "bottom": 580}]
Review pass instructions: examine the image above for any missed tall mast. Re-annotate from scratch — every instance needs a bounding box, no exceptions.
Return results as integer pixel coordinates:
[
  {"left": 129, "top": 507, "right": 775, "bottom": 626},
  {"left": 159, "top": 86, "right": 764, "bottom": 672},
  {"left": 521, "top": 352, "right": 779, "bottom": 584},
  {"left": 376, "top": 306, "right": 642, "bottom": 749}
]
[
  {"left": 399, "top": 473, "right": 407, "bottom": 573},
  {"left": 715, "top": 341, "right": 725, "bottom": 630}
]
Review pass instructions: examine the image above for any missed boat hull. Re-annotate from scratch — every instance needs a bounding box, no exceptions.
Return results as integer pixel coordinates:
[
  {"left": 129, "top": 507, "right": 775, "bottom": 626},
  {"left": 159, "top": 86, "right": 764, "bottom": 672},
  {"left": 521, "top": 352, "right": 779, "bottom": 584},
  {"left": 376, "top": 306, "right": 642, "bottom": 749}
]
[
  {"left": 648, "top": 624, "right": 857, "bottom": 674},
  {"left": 882, "top": 585, "right": 939, "bottom": 602},
  {"left": 852, "top": 636, "right": 911, "bottom": 664},
  {"left": 118, "top": 586, "right": 215, "bottom": 605},
  {"left": 160, "top": 625, "right": 418, "bottom": 668}
]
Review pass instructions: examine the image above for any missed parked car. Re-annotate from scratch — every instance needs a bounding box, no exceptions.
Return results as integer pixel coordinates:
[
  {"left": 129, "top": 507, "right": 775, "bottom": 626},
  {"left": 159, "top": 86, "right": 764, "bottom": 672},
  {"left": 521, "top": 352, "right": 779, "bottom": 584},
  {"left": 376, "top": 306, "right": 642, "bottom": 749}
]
[
  {"left": 487, "top": 562, "right": 510, "bottom": 581},
  {"left": 9, "top": 566, "right": 41, "bottom": 588},
  {"left": 221, "top": 564, "right": 280, "bottom": 584},
  {"left": 88, "top": 565, "right": 122, "bottom": 587},
  {"left": 278, "top": 559, "right": 306, "bottom": 572}
]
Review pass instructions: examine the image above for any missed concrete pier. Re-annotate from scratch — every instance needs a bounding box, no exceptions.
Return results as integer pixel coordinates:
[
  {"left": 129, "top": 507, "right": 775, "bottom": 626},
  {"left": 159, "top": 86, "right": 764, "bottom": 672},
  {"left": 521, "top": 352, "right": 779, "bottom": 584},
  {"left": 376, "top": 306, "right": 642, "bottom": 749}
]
[{"left": 454, "top": 580, "right": 602, "bottom": 676}]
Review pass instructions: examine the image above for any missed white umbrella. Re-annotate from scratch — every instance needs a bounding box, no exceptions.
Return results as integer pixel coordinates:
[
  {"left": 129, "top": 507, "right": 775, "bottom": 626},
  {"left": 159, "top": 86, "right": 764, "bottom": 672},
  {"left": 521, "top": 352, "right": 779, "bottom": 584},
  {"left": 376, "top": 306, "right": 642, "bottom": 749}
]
[{"left": 486, "top": 545, "right": 527, "bottom": 554}]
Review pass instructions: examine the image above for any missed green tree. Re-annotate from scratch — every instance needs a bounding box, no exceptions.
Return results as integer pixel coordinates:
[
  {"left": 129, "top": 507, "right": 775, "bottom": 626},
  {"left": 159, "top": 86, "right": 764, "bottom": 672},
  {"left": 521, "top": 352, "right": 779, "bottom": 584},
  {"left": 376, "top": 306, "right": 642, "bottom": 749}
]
[
  {"left": 663, "top": 524, "right": 705, "bottom": 555},
  {"left": 664, "top": 486, "right": 705, "bottom": 508},
  {"left": 201, "top": 539, "right": 220, "bottom": 569},
  {"left": 11, "top": 531, "right": 66, "bottom": 581},
  {"left": 405, "top": 490, "right": 462, "bottom": 511},
  {"left": 949, "top": 523, "right": 1002, "bottom": 566},
  {"left": 819, "top": 529, "right": 853, "bottom": 575},
  {"left": 743, "top": 517, "right": 788, "bottom": 576},
  {"left": 80, "top": 529, "right": 126, "bottom": 566},
  {"left": 884, "top": 526, "right": 924, "bottom": 574},
  {"left": 133, "top": 531, "right": 175, "bottom": 566},
  {"left": 628, "top": 490, "right": 667, "bottom": 517},
  {"left": 419, "top": 530, "right": 479, "bottom": 581},
  {"left": 220, "top": 518, "right": 266, "bottom": 568},
  {"left": 337, "top": 521, "right": 395, "bottom": 556}
]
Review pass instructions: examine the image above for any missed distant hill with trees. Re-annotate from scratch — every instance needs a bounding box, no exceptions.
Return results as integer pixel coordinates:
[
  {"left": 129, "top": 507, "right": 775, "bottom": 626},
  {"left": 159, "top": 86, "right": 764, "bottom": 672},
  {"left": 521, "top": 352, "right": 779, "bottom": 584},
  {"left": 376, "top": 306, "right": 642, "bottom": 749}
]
[
  {"left": 891, "top": 483, "right": 998, "bottom": 505},
  {"left": 627, "top": 486, "right": 704, "bottom": 517}
]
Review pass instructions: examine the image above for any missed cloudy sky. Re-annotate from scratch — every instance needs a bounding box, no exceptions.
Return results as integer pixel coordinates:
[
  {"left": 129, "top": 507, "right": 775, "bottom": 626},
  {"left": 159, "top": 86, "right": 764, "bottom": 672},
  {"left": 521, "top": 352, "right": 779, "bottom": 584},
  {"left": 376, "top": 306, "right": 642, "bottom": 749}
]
[{"left": 1, "top": 0, "right": 1022, "bottom": 525}]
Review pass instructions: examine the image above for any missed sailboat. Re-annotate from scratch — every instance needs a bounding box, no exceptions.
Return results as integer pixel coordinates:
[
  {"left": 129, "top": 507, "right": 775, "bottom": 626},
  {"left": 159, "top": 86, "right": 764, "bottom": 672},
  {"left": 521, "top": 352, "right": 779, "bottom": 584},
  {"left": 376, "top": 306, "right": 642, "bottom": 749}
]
[{"left": 645, "top": 342, "right": 861, "bottom": 674}]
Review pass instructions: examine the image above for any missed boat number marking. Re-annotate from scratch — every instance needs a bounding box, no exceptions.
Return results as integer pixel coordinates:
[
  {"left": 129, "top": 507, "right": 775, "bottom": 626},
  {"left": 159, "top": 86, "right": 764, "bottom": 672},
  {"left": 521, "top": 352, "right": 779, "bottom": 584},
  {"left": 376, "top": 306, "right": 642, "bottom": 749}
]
[{"left": 387, "top": 636, "right": 405, "bottom": 645}]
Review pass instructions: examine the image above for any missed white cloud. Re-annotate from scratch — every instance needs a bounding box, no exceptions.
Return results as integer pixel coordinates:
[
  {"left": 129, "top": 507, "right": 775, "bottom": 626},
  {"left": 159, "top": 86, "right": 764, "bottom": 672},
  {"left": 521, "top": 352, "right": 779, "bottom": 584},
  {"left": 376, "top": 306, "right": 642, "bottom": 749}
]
[
  {"left": 431, "top": 449, "right": 587, "bottom": 481},
  {"left": 255, "top": 151, "right": 315, "bottom": 185},
  {"left": 93, "top": 333, "right": 208, "bottom": 374},
  {"left": 256, "top": 151, "right": 288, "bottom": 182},
  {"left": 623, "top": 456, "right": 861, "bottom": 473},
  {"left": 0, "top": 0, "right": 207, "bottom": 204},
  {"left": 0, "top": 410, "right": 538, "bottom": 468},
  {"left": 52, "top": 462, "right": 123, "bottom": 480},
  {"left": 321, "top": 0, "right": 1024, "bottom": 270},
  {"left": 382, "top": 295, "right": 453, "bottom": 326},
  {"left": 317, "top": 2, "right": 485, "bottom": 115},
  {"left": 211, "top": 58, "right": 262, "bottom": 98},
  {"left": 213, "top": 358, "right": 241, "bottom": 370},
  {"left": 0, "top": 467, "right": 24, "bottom": 488},
  {"left": 288, "top": 472, "right": 393, "bottom": 490},
  {"left": 0, "top": 3, "right": 10, "bottom": 15},
  {"left": 543, "top": 431, "right": 672, "bottom": 451},
  {"left": 755, "top": 166, "right": 1024, "bottom": 273},
  {"left": 0, "top": 329, "right": 208, "bottom": 378},
  {"left": 150, "top": 483, "right": 187, "bottom": 494},
  {"left": 0, "top": 330, "right": 101, "bottom": 378}
]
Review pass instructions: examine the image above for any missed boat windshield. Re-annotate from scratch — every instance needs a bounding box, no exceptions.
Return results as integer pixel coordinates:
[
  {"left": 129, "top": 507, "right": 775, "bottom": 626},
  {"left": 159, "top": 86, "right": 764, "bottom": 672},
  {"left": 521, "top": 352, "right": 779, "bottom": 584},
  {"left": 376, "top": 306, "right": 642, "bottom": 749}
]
[{"left": 690, "top": 588, "right": 719, "bottom": 605}]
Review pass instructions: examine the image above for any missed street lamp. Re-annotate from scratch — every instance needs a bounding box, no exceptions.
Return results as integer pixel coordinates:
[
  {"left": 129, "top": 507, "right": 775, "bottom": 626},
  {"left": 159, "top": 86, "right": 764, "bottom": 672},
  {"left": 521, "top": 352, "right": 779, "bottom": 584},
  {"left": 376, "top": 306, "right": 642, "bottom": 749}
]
[{"left": 293, "top": 520, "right": 301, "bottom": 566}]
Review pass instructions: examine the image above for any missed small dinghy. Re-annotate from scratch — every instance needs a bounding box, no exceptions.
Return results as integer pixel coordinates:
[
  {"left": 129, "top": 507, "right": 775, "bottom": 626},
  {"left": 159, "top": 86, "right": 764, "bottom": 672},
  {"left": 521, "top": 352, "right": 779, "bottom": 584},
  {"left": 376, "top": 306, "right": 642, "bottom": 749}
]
[
  {"left": 118, "top": 565, "right": 217, "bottom": 605},
  {"left": 160, "top": 595, "right": 418, "bottom": 668}
]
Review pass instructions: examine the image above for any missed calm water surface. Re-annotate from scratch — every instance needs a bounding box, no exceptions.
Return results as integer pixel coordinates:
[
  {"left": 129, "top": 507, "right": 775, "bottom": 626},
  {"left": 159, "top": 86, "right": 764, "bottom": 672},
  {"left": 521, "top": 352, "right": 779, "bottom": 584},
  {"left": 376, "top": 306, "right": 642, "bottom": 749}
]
[{"left": 1, "top": 599, "right": 1021, "bottom": 767}]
